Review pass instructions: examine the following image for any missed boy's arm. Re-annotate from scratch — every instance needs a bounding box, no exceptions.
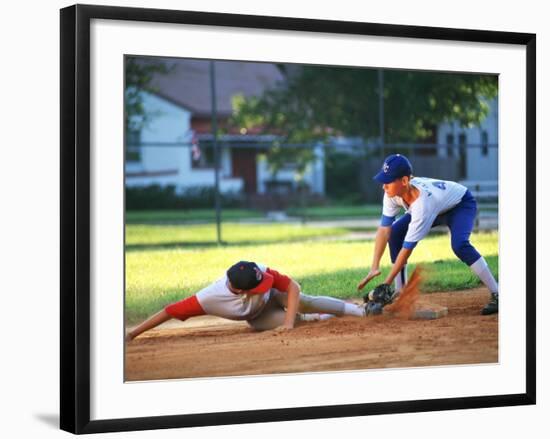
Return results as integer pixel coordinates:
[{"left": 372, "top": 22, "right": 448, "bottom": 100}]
[
  {"left": 383, "top": 247, "right": 413, "bottom": 285},
  {"left": 125, "top": 309, "right": 172, "bottom": 342},
  {"left": 357, "top": 225, "right": 392, "bottom": 290},
  {"left": 371, "top": 225, "right": 392, "bottom": 271},
  {"left": 126, "top": 295, "right": 205, "bottom": 341},
  {"left": 281, "top": 279, "right": 300, "bottom": 329},
  {"left": 264, "top": 268, "right": 299, "bottom": 330},
  {"left": 381, "top": 207, "right": 433, "bottom": 285}
]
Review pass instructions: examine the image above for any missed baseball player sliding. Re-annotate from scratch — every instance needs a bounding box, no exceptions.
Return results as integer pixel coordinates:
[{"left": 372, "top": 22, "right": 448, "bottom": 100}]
[
  {"left": 126, "top": 261, "right": 389, "bottom": 341},
  {"left": 357, "top": 154, "right": 499, "bottom": 315}
]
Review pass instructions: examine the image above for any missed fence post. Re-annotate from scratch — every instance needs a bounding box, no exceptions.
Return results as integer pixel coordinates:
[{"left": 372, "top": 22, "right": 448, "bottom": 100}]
[{"left": 209, "top": 61, "right": 222, "bottom": 245}]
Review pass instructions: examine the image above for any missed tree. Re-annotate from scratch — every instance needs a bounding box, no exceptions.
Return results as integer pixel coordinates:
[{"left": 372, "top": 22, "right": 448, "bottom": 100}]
[
  {"left": 231, "top": 65, "right": 498, "bottom": 144},
  {"left": 258, "top": 141, "right": 316, "bottom": 184},
  {"left": 124, "top": 57, "right": 173, "bottom": 134}
]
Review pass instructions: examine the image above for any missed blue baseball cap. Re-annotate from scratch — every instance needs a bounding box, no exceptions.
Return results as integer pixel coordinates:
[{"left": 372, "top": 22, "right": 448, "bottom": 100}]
[{"left": 373, "top": 154, "right": 413, "bottom": 184}]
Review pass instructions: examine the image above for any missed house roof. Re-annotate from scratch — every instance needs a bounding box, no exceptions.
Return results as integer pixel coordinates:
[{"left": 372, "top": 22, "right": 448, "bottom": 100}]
[{"left": 147, "top": 57, "right": 285, "bottom": 117}]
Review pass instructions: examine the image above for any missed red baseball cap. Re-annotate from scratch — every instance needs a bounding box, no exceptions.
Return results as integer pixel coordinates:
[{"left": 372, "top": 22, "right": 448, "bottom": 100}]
[{"left": 226, "top": 261, "right": 274, "bottom": 293}]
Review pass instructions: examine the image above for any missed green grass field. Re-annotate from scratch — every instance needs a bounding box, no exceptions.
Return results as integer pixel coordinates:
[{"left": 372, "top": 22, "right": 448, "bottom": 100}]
[
  {"left": 126, "top": 223, "right": 349, "bottom": 250},
  {"left": 287, "top": 205, "right": 382, "bottom": 219},
  {"left": 125, "top": 222, "right": 498, "bottom": 324},
  {"left": 126, "top": 205, "right": 497, "bottom": 224},
  {"left": 126, "top": 209, "right": 262, "bottom": 224},
  {"left": 125, "top": 206, "right": 382, "bottom": 224}
]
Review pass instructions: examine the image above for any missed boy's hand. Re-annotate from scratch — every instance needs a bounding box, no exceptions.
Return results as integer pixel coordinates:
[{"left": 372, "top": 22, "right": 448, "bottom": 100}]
[
  {"left": 357, "top": 269, "right": 381, "bottom": 291},
  {"left": 272, "top": 325, "right": 293, "bottom": 334}
]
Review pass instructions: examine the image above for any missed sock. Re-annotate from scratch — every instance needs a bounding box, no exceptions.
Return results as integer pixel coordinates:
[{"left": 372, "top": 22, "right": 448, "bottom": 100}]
[
  {"left": 394, "top": 265, "right": 408, "bottom": 293},
  {"left": 344, "top": 302, "right": 366, "bottom": 317},
  {"left": 319, "top": 313, "right": 334, "bottom": 321},
  {"left": 299, "top": 313, "right": 335, "bottom": 322},
  {"left": 470, "top": 257, "right": 498, "bottom": 295}
]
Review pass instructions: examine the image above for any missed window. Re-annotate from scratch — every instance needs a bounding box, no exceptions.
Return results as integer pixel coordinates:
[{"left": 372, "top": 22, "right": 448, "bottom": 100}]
[
  {"left": 126, "top": 128, "right": 141, "bottom": 162},
  {"left": 446, "top": 133, "right": 454, "bottom": 157},
  {"left": 481, "top": 131, "right": 489, "bottom": 156},
  {"left": 281, "top": 162, "right": 298, "bottom": 171},
  {"left": 458, "top": 133, "right": 467, "bottom": 179}
]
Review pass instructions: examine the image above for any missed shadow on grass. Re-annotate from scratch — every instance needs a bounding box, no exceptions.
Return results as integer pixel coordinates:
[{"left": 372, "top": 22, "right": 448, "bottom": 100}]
[
  {"left": 125, "top": 235, "right": 352, "bottom": 252},
  {"left": 297, "top": 255, "right": 498, "bottom": 299},
  {"left": 125, "top": 224, "right": 473, "bottom": 252},
  {"left": 127, "top": 240, "right": 231, "bottom": 251}
]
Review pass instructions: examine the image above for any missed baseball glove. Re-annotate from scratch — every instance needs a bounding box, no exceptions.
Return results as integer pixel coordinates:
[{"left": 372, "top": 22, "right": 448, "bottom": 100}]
[{"left": 363, "top": 284, "right": 397, "bottom": 315}]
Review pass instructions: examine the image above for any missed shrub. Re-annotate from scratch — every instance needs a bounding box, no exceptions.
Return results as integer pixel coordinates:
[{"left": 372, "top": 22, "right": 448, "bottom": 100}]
[
  {"left": 125, "top": 185, "right": 245, "bottom": 210},
  {"left": 324, "top": 151, "right": 363, "bottom": 203}
]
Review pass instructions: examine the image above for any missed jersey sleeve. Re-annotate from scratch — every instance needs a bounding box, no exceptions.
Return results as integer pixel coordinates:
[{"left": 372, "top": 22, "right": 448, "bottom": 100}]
[
  {"left": 164, "top": 295, "right": 206, "bottom": 321},
  {"left": 266, "top": 267, "right": 292, "bottom": 292},
  {"left": 380, "top": 194, "right": 401, "bottom": 226},
  {"left": 403, "top": 205, "right": 438, "bottom": 248}
]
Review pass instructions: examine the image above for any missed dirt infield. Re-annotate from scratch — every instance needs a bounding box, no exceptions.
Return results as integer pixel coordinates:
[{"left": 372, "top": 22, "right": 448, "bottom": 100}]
[{"left": 125, "top": 288, "right": 498, "bottom": 381}]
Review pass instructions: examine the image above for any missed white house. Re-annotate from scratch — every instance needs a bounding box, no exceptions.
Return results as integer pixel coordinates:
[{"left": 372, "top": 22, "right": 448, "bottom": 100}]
[
  {"left": 125, "top": 58, "right": 325, "bottom": 196},
  {"left": 436, "top": 97, "right": 498, "bottom": 181},
  {"left": 125, "top": 91, "right": 243, "bottom": 193}
]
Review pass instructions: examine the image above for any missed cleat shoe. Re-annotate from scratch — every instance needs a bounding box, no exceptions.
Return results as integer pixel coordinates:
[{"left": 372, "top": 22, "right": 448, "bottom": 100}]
[
  {"left": 481, "top": 293, "right": 498, "bottom": 315},
  {"left": 365, "top": 301, "right": 383, "bottom": 316}
]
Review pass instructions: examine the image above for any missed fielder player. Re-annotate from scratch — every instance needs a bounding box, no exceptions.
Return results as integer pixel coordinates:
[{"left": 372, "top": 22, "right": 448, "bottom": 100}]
[
  {"left": 357, "top": 154, "right": 499, "bottom": 315},
  {"left": 126, "top": 260, "right": 370, "bottom": 341}
]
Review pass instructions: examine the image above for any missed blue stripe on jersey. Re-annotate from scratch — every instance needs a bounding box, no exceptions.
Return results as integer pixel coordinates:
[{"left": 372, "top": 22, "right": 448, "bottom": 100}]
[
  {"left": 380, "top": 215, "right": 396, "bottom": 226},
  {"left": 403, "top": 241, "right": 418, "bottom": 249}
]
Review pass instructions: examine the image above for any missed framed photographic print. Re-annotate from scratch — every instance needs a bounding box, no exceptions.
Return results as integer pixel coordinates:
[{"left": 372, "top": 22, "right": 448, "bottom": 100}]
[{"left": 60, "top": 4, "right": 536, "bottom": 434}]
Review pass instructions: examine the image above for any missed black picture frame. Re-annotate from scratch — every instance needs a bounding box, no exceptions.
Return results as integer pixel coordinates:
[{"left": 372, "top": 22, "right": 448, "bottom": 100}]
[{"left": 60, "top": 4, "right": 536, "bottom": 434}]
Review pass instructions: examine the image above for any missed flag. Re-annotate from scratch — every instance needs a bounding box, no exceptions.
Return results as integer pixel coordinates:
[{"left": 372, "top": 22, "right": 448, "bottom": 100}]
[{"left": 191, "top": 130, "right": 201, "bottom": 162}]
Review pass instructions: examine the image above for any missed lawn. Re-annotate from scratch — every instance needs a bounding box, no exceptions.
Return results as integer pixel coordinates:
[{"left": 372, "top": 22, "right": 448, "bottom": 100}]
[
  {"left": 126, "top": 209, "right": 262, "bottom": 224},
  {"left": 125, "top": 206, "right": 382, "bottom": 224},
  {"left": 287, "top": 205, "right": 381, "bottom": 219},
  {"left": 127, "top": 204, "right": 497, "bottom": 224},
  {"left": 126, "top": 223, "right": 349, "bottom": 250},
  {"left": 125, "top": 224, "right": 498, "bottom": 324}
]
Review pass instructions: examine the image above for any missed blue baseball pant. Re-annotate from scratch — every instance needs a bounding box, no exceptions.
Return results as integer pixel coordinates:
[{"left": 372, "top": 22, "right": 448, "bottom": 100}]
[{"left": 388, "top": 190, "right": 481, "bottom": 267}]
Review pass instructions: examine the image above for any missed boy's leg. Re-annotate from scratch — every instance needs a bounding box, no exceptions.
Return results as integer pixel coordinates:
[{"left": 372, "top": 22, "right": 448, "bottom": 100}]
[
  {"left": 447, "top": 196, "right": 498, "bottom": 314},
  {"left": 389, "top": 213, "right": 412, "bottom": 292},
  {"left": 273, "top": 291, "right": 365, "bottom": 317},
  {"left": 247, "top": 294, "right": 287, "bottom": 331},
  {"left": 394, "top": 265, "right": 408, "bottom": 294},
  {"left": 247, "top": 293, "right": 340, "bottom": 330}
]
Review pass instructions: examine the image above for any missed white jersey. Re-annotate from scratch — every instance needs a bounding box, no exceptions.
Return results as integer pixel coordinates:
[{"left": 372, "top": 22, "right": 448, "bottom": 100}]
[
  {"left": 382, "top": 177, "right": 468, "bottom": 243},
  {"left": 195, "top": 263, "right": 271, "bottom": 320}
]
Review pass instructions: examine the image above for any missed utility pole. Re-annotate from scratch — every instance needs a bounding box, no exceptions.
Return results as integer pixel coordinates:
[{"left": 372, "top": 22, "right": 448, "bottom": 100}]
[
  {"left": 209, "top": 61, "right": 222, "bottom": 245},
  {"left": 378, "top": 69, "right": 385, "bottom": 158}
]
